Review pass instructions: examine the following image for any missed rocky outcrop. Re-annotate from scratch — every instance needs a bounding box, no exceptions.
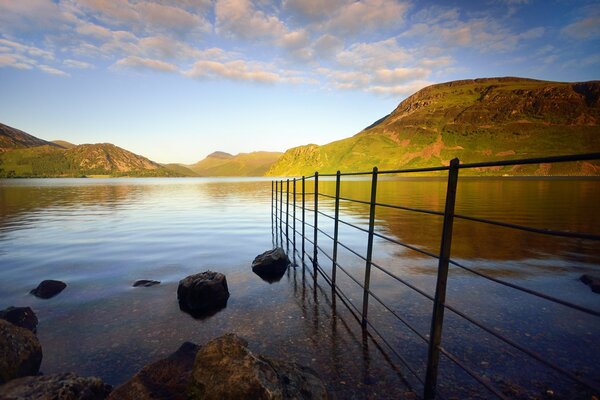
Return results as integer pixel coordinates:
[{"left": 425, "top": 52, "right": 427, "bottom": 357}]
[
  {"left": 177, "top": 271, "right": 229, "bottom": 319},
  {"left": 0, "top": 320, "right": 42, "bottom": 384},
  {"left": 30, "top": 280, "right": 67, "bottom": 299},
  {"left": 252, "top": 248, "right": 289, "bottom": 283},
  {"left": 108, "top": 342, "right": 199, "bottom": 400},
  {"left": 132, "top": 279, "right": 160, "bottom": 287},
  {"left": 580, "top": 274, "right": 600, "bottom": 293},
  {"left": 188, "top": 333, "right": 328, "bottom": 400},
  {"left": 0, "top": 372, "right": 111, "bottom": 400},
  {"left": 0, "top": 307, "right": 38, "bottom": 333}
]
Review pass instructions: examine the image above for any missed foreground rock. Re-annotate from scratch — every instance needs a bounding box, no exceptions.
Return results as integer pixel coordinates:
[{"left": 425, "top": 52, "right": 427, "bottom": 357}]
[
  {"left": 188, "top": 333, "right": 328, "bottom": 399},
  {"left": 252, "top": 248, "right": 289, "bottom": 283},
  {"left": 132, "top": 279, "right": 161, "bottom": 287},
  {"left": 0, "top": 372, "right": 111, "bottom": 400},
  {"left": 177, "top": 271, "right": 229, "bottom": 319},
  {"left": 0, "top": 320, "right": 43, "bottom": 384},
  {"left": 108, "top": 342, "right": 199, "bottom": 400},
  {"left": 30, "top": 279, "right": 67, "bottom": 299},
  {"left": 0, "top": 306, "right": 38, "bottom": 333},
  {"left": 580, "top": 274, "right": 600, "bottom": 293}
]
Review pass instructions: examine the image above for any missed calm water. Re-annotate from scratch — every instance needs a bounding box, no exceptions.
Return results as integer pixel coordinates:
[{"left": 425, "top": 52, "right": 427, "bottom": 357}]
[{"left": 0, "top": 177, "right": 599, "bottom": 399}]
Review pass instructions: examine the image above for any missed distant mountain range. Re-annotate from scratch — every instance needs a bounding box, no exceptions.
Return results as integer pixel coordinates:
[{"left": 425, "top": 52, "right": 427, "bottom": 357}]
[
  {"left": 1, "top": 77, "right": 599, "bottom": 178},
  {"left": 268, "top": 77, "right": 600, "bottom": 176}
]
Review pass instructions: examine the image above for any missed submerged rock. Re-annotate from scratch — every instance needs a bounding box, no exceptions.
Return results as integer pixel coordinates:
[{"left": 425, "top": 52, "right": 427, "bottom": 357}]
[
  {"left": 0, "top": 372, "right": 111, "bottom": 400},
  {"left": 132, "top": 279, "right": 161, "bottom": 287},
  {"left": 108, "top": 342, "right": 200, "bottom": 400},
  {"left": 177, "top": 271, "right": 229, "bottom": 319},
  {"left": 188, "top": 333, "right": 328, "bottom": 400},
  {"left": 0, "top": 306, "right": 38, "bottom": 333},
  {"left": 0, "top": 320, "right": 43, "bottom": 384},
  {"left": 580, "top": 274, "right": 600, "bottom": 293},
  {"left": 30, "top": 280, "right": 67, "bottom": 299},
  {"left": 252, "top": 248, "right": 289, "bottom": 283}
]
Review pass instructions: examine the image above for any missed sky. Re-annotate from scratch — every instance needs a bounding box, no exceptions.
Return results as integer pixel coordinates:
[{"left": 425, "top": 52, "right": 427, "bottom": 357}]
[{"left": 0, "top": 0, "right": 599, "bottom": 164}]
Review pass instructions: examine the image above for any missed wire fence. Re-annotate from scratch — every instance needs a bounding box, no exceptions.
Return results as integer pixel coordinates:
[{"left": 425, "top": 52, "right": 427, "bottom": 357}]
[{"left": 271, "top": 153, "right": 600, "bottom": 400}]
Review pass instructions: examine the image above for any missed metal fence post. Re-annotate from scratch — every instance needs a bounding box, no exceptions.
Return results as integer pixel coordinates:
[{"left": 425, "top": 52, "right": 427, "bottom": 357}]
[
  {"left": 361, "top": 167, "right": 378, "bottom": 328},
  {"left": 286, "top": 179, "right": 290, "bottom": 244},
  {"left": 332, "top": 170, "right": 341, "bottom": 291},
  {"left": 424, "top": 158, "right": 460, "bottom": 400},
  {"left": 275, "top": 180, "right": 278, "bottom": 241},
  {"left": 302, "top": 176, "right": 305, "bottom": 263},
  {"left": 279, "top": 180, "right": 283, "bottom": 242},
  {"left": 293, "top": 178, "right": 296, "bottom": 251},
  {"left": 313, "top": 172, "right": 319, "bottom": 274},
  {"left": 271, "top": 180, "right": 274, "bottom": 229}
]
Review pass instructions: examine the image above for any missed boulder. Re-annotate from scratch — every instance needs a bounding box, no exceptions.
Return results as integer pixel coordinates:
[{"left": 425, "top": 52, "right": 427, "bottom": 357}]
[
  {"left": 252, "top": 248, "right": 289, "bottom": 283},
  {"left": 108, "top": 342, "right": 200, "bottom": 400},
  {"left": 0, "top": 372, "right": 111, "bottom": 400},
  {"left": 30, "top": 280, "right": 67, "bottom": 299},
  {"left": 188, "top": 333, "right": 328, "bottom": 400},
  {"left": 0, "top": 306, "right": 38, "bottom": 333},
  {"left": 177, "top": 271, "right": 229, "bottom": 319},
  {"left": 580, "top": 274, "right": 600, "bottom": 293},
  {"left": 0, "top": 319, "right": 43, "bottom": 384},
  {"left": 132, "top": 280, "right": 161, "bottom": 287}
]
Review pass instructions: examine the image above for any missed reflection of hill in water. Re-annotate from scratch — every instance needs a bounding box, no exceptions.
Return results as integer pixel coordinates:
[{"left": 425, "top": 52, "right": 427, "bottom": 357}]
[{"left": 309, "top": 178, "right": 600, "bottom": 268}]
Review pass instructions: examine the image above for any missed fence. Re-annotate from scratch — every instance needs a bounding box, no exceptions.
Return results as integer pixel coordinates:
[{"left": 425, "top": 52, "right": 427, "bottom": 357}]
[{"left": 271, "top": 153, "right": 600, "bottom": 400}]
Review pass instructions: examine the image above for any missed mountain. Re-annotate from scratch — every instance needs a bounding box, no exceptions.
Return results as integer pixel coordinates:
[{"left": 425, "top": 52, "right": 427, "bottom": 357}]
[
  {"left": 162, "top": 163, "right": 199, "bottom": 177},
  {"left": 52, "top": 140, "right": 77, "bottom": 149},
  {"left": 0, "top": 123, "right": 60, "bottom": 151},
  {"left": 189, "top": 151, "right": 282, "bottom": 176},
  {"left": 267, "top": 77, "right": 600, "bottom": 176},
  {"left": 0, "top": 123, "right": 181, "bottom": 178}
]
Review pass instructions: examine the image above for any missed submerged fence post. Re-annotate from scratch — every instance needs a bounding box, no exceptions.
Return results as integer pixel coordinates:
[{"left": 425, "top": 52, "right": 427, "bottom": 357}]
[
  {"left": 293, "top": 178, "right": 296, "bottom": 251},
  {"left": 361, "top": 167, "right": 378, "bottom": 328},
  {"left": 286, "top": 179, "right": 290, "bottom": 244},
  {"left": 424, "top": 158, "right": 460, "bottom": 400},
  {"left": 313, "top": 172, "right": 319, "bottom": 275},
  {"left": 302, "top": 176, "right": 306, "bottom": 263},
  {"left": 332, "top": 170, "right": 341, "bottom": 291}
]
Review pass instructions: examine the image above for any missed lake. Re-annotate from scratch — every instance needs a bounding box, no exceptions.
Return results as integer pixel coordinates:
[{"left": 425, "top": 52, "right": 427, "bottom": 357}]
[{"left": 0, "top": 177, "right": 598, "bottom": 399}]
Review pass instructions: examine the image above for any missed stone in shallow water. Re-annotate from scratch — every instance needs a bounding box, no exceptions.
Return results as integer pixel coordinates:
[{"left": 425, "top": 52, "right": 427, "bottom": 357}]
[
  {"left": 188, "top": 333, "right": 328, "bottom": 400},
  {"left": 252, "top": 248, "right": 289, "bottom": 283},
  {"left": 177, "top": 271, "right": 229, "bottom": 319},
  {"left": 0, "top": 306, "right": 38, "bottom": 333},
  {"left": 0, "top": 372, "right": 111, "bottom": 400},
  {"left": 108, "top": 342, "right": 200, "bottom": 400},
  {"left": 0, "top": 320, "right": 42, "bottom": 384},
  {"left": 30, "top": 279, "right": 67, "bottom": 299},
  {"left": 132, "top": 279, "right": 161, "bottom": 287},
  {"left": 580, "top": 274, "right": 600, "bottom": 293}
]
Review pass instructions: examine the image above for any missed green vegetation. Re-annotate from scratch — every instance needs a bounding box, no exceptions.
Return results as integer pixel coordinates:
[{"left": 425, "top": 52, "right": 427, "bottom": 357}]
[
  {"left": 267, "top": 78, "right": 600, "bottom": 176},
  {"left": 189, "top": 151, "right": 283, "bottom": 176}
]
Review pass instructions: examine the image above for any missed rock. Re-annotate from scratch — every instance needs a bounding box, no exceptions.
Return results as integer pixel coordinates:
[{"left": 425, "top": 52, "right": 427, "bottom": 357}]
[
  {"left": 0, "top": 319, "right": 43, "bottom": 384},
  {"left": 177, "top": 271, "right": 229, "bottom": 319},
  {"left": 0, "top": 307, "right": 38, "bottom": 333},
  {"left": 108, "top": 342, "right": 200, "bottom": 400},
  {"left": 580, "top": 274, "right": 600, "bottom": 293},
  {"left": 132, "top": 279, "right": 160, "bottom": 287},
  {"left": 188, "top": 333, "right": 328, "bottom": 400},
  {"left": 252, "top": 248, "right": 289, "bottom": 283},
  {"left": 30, "top": 280, "right": 67, "bottom": 299},
  {"left": 0, "top": 372, "right": 111, "bottom": 399}
]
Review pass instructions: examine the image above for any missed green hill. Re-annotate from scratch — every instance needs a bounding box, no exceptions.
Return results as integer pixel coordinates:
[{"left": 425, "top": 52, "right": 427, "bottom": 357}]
[
  {"left": 52, "top": 140, "right": 77, "bottom": 149},
  {"left": 162, "top": 163, "right": 199, "bottom": 177},
  {"left": 267, "top": 77, "right": 600, "bottom": 176},
  {"left": 0, "top": 123, "right": 182, "bottom": 178},
  {"left": 189, "top": 151, "right": 282, "bottom": 176}
]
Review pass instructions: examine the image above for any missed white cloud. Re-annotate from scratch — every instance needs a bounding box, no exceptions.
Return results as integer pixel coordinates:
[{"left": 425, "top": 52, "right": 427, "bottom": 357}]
[
  {"left": 38, "top": 64, "right": 69, "bottom": 76},
  {"left": 562, "top": 16, "right": 600, "bottom": 39},
  {"left": 215, "top": 0, "right": 287, "bottom": 39},
  {"left": 63, "top": 59, "right": 94, "bottom": 69},
  {"left": 186, "top": 59, "right": 281, "bottom": 83},
  {"left": 324, "top": 0, "right": 410, "bottom": 36},
  {"left": 113, "top": 55, "right": 178, "bottom": 72}
]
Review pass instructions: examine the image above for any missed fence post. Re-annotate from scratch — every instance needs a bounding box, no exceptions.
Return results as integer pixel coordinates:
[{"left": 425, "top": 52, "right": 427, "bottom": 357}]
[
  {"left": 332, "top": 171, "right": 341, "bottom": 291},
  {"left": 286, "top": 179, "right": 290, "bottom": 244},
  {"left": 302, "top": 176, "right": 306, "bottom": 263},
  {"left": 271, "top": 180, "right": 274, "bottom": 229},
  {"left": 361, "top": 167, "right": 378, "bottom": 328},
  {"left": 313, "top": 172, "right": 319, "bottom": 275},
  {"left": 293, "top": 178, "right": 296, "bottom": 251},
  {"left": 424, "top": 158, "right": 460, "bottom": 400},
  {"left": 275, "top": 180, "right": 278, "bottom": 241},
  {"left": 279, "top": 180, "right": 283, "bottom": 242}
]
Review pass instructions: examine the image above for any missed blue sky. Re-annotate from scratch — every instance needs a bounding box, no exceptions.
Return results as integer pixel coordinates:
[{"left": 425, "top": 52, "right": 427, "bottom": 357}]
[{"left": 0, "top": 0, "right": 598, "bottom": 164}]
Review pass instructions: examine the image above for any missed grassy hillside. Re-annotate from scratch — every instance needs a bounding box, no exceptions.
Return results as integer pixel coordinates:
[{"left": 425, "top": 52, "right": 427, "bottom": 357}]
[
  {"left": 0, "top": 123, "right": 59, "bottom": 150},
  {"left": 163, "top": 163, "right": 199, "bottom": 177},
  {"left": 267, "top": 78, "right": 600, "bottom": 176},
  {"left": 189, "top": 151, "right": 282, "bottom": 176},
  {"left": 52, "top": 140, "right": 77, "bottom": 149}
]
